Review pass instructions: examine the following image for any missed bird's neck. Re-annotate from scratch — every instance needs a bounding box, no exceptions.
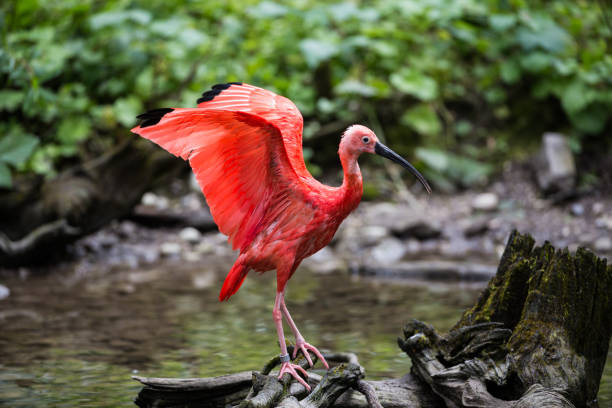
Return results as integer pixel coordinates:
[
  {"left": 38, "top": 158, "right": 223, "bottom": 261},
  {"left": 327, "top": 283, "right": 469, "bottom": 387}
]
[{"left": 339, "top": 151, "right": 363, "bottom": 211}]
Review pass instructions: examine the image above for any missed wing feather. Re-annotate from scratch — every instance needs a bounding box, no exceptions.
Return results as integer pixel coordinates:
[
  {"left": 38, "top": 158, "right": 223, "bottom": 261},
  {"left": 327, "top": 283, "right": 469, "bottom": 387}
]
[
  {"left": 131, "top": 108, "right": 301, "bottom": 251},
  {"left": 196, "top": 83, "right": 308, "bottom": 176}
]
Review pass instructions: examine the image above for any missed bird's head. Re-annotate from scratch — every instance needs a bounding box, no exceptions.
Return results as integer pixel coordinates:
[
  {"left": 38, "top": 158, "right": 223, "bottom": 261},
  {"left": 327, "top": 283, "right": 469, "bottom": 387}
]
[{"left": 341, "top": 125, "right": 431, "bottom": 193}]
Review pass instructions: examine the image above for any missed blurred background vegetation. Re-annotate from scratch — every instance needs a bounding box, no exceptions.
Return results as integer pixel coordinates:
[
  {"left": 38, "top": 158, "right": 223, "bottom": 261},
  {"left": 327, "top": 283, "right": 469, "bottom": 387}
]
[{"left": 1, "top": 0, "right": 611, "bottom": 191}]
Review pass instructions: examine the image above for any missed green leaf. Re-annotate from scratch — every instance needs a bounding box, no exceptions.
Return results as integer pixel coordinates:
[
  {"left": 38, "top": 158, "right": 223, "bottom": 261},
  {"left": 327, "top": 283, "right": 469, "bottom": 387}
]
[
  {"left": 247, "top": 1, "right": 289, "bottom": 18},
  {"left": 489, "top": 14, "right": 516, "bottom": 31},
  {"left": 0, "top": 162, "right": 11, "bottom": 188},
  {"left": 390, "top": 69, "right": 438, "bottom": 101},
  {"left": 113, "top": 96, "right": 143, "bottom": 127},
  {"left": 0, "top": 131, "right": 39, "bottom": 166},
  {"left": 500, "top": 60, "right": 521, "bottom": 84},
  {"left": 415, "top": 147, "right": 449, "bottom": 172},
  {"left": 520, "top": 52, "right": 553, "bottom": 73},
  {"left": 569, "top": 105, "right": 608, "bottom": 134},
  {"left": 299, "top": 39, "right": 339, "bottom": 68},
  {"left": 415, "top": 148, "right": 492, "bottom": 187},
  {"left": 90, "top": 9, "right": 151, "bottom": 29},
  {"left": 561, "top": 81, "right": 596, "bottom": 114},
  {"left": 401, "top": 104, "right": 441, "bottom": 136},
  {"left": 335, "top": 79, "right": 376, "bottom": 97},
  {"left": 0, "top": 91, "right": 25, "bottom": 111},
  {"left": 516, "top": 17, "right": 570, "bottom": 53},
  {"left": 57, "top": 117, "right": 91, "bottom": 145}
]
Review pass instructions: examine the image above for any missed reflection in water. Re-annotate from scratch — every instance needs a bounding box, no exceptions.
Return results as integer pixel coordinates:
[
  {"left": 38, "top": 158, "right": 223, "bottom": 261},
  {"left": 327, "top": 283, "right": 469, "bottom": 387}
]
[{"left": 0, "top": 260, "right": 610, "bottom": 407}]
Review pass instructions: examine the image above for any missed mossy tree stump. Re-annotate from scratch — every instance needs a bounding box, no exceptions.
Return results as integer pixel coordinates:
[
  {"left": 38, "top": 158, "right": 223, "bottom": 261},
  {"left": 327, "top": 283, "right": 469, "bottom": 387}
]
[{"left": 134, "top": 231, "right": 611, "bottom": 408}]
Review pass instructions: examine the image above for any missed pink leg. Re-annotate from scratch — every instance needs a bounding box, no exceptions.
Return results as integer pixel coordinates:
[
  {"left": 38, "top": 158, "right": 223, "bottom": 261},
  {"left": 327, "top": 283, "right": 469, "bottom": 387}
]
[
  {"left": 273, "top": 291, "right": 310, "bottom": 391},
  {"left": 281, "top": 296, "right": 329, "bottom": 369}
]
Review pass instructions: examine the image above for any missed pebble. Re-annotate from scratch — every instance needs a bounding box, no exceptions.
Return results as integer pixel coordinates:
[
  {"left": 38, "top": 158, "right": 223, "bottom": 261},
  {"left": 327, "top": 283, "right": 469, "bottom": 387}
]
[
  {"left": 183, "top": 251, "right": 201, "bottom": 262},
  {"left": 561, "top": 226, "right": 571, "bottom": 238},
  {"left": 392, "top": 220, "right": 441, "bottom": 240},
  {"left": 370, "top": 237, "right": 406, "bottom": 265},
  {"left": 179, "top": 227, "right": 202, "bottom": 244},
  {"left": 302, "top": 247, "right": 345, "bottom": 274},
  {"left": 594, "top": 236, "right": 612, "bottom": 252},
  {"left": 116, "top": 283, "right": 135, "bottom": 295},
  {"left": 193, "top": 272, "right": 215, "bottom": 289},
  {"left": 570, "top": 203, "right": 584, "bottom": 217},
  {"left": 471, "top": 193, "right": 499, "bottom": 212},
  {"left": 160, "top": 242, "right": 182, "bottom": 256},
  {"left": 357, "top": 225, "right": 389, "bottom": 246},
  {"left": 141, "top": 192, "right": 169, "bottom": 209},
  {"left": 0, "top": 284, "right": 10, "bottom": 300},
  {"left": 595, "top": 216, "right": 612, "bottom": 231},
  {"left": 592, "top": 202, "right": 604, "bottom": 216},
  {"left": 462, "top": 217, "right": 490, "bottom": 237}
]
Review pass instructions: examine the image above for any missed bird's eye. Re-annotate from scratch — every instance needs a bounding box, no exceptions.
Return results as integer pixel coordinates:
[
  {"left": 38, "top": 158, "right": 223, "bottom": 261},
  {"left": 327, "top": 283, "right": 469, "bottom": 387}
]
[{"left": 362, "top": 137, "right": 370, "bottom": 144}]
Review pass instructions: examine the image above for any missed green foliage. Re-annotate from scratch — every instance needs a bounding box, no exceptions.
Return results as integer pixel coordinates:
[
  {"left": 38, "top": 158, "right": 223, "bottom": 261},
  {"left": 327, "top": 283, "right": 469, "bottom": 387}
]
[
  {"left": 0, "top": 127, "right": 39, "bottom": 187},
  {"left": 1, "top": 0, "right": 610, "bottom": 189}
]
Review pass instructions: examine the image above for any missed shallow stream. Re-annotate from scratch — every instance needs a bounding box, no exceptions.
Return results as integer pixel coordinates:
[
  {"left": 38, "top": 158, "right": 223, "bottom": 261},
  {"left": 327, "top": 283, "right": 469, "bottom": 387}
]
[{"left": 1, "top": 254, "right": 610, "bottom": 407}]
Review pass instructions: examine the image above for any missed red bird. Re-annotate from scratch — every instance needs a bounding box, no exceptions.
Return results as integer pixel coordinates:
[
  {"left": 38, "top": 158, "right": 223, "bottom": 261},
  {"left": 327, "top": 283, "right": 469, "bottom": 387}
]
[{"left": 132, "top": 83, "right": 430, "bottom": 390}]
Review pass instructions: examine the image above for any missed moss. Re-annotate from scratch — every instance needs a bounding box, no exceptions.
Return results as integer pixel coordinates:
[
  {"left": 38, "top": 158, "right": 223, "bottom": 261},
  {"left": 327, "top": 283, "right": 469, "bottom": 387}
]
[{"left": 450, "top": 231, "right": 611, "bottom": 406}]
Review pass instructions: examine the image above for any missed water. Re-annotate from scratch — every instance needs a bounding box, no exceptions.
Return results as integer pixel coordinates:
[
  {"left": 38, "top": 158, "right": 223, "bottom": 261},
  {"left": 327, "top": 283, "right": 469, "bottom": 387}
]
[{"left": 0, "top": 258, "right": 610, "bottom": 407}]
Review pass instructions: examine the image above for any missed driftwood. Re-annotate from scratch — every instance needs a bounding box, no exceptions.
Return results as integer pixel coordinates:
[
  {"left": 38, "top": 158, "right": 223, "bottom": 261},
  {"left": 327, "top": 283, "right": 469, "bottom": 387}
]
[
  {"left": 0, "top": 139, "right": 183, "bottom": 266},
  {"left": 133, "top": 231, "right": 611, "bottom": 408}
]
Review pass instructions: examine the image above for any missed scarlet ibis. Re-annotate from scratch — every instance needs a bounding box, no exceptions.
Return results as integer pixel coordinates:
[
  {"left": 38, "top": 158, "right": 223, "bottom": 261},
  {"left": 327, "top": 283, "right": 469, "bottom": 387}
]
[{"left": 132, "top": 83, "right": 430, "bottom": 390}]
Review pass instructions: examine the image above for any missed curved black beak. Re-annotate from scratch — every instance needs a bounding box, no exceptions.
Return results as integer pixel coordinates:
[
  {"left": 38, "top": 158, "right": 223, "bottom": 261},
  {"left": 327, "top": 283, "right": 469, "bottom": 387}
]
[{"left": 375, "top": 142, "right": 431, "bottom": 194}]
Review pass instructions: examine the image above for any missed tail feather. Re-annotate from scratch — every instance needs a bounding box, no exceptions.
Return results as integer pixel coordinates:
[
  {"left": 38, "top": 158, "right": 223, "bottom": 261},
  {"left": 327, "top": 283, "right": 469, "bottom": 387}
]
[{"left": 219, "top": 261, "right": 249, "bottom": 301}]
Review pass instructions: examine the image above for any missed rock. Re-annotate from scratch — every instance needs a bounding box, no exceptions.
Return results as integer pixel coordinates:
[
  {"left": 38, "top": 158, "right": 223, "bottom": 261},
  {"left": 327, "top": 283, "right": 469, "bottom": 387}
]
[
  {"left": 391, "top": 220, "right": 442, "bottom": 240},
  {"left": 141, "top": 192, "right": 169, "bottom": 209},
  {"left": 405, "top": 238, "right": 422, "bottom": 255},
  {"left": 370, "top": 237, "right": 407, "bottom": 265},
  {"left": 592, "top": 202, "right": 604, "bottom": 216},
  {"left": 181, "top": 193, "right": 204, "bottom": 211},
  {"left": 595, "top": 216, "right": 612, "bottom": 231},
  {"left": 357, "top": 225, "right": 390, "bottom": 246},
  {"left": 0, "top": 284, "right": 9, "bottom": 300},
  {"left": 160, "top": 242, "right": 182, "bottom": 256},
  {"left": 195, "top": 241, "right": 214, "bottom": 254},
  {"left": 179, "top": 227, "right": 202, "bottom": 244},
  {"left": 561, "top": 226, "right": 571, "bottom": 238},
  {"left": 533, "top": 133, "right": 576, "bottom": 195},
  {"left": 594, "top": 236, "right": 612, "bottom": 252},
  {"left": 189, "top": 173, "right": 201, "bottom": 193},
  {"left": 570, "top": 203, "right": 584, "bottom": 217},
  {"left": 183, "top": 251, "right": 200, "bottom": 262},
  {"left": 116, "top": 283, "right": 136, "bottom": 295},
  {"left": 462, "top": 217, "right": 490, "bottom": 237},
  {"left": 471, "top": 193, "right": 499, "bottom": 212},
  {"left": 302, "top": 247, "right": 346, "bottom": 274},
  {"left": 192, "top": 272, "right": 215, "bottom": 289}
]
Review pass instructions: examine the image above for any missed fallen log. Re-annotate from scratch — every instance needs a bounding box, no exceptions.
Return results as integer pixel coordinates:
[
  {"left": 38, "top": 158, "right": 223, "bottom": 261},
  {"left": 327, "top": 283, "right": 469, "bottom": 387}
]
[
  {"left": 0, "top": 139, "right": 183, "bottom": 266},
  {"left": 133, "top": 231, "right": 611, "bottom": 407}
]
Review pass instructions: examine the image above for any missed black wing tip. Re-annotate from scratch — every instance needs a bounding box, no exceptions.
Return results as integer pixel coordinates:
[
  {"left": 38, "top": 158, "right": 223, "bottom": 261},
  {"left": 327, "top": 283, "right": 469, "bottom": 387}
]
[
  {"left": 197, "top": 82, "right": 243, "bottom": 104},
  {"left": 136, "top": 108, "right": 174, "bottom": 128}
]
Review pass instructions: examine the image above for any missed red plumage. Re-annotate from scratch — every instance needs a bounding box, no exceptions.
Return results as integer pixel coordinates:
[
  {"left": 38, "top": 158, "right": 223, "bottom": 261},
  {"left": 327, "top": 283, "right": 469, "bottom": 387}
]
[
  {"left": 131, "top": 82, "right": 429, "bottom": 389},
  {"left": 131, "top": 83, "right": 362, "bottom": 300}
]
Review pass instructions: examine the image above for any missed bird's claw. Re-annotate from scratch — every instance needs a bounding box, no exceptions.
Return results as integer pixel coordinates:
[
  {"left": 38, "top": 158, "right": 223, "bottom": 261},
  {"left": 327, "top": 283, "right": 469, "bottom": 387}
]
[
  {"left": 278, "top": 361, "right": 310, "bottom": 391},
  {"left": 293, "top": 341, "right": 329, "bottom": 369}
]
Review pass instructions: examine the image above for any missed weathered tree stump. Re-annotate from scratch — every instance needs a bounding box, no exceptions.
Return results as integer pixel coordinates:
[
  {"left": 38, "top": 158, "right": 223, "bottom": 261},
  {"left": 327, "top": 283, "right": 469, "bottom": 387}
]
[{"left": 133, "top": 231, "right": 611, "bottom": 408}]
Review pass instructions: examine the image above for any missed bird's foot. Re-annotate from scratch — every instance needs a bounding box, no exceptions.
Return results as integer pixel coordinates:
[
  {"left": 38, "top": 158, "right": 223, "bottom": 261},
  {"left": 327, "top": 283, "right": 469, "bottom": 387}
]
[
  {"left": 293, "top": 341, "right": 329, "bottom": 369},
  {"left": 278, "top": 359, "right": 310, "bottom": 391}
]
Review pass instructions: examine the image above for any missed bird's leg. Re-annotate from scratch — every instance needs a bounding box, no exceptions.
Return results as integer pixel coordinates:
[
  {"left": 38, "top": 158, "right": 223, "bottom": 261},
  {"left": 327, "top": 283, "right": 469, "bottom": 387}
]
[
  {"left": 280, "top": 296, "right": 329, "bottom": 369},
  {"left": 273, "top": 291, "right": 310, "bottom": 391}
]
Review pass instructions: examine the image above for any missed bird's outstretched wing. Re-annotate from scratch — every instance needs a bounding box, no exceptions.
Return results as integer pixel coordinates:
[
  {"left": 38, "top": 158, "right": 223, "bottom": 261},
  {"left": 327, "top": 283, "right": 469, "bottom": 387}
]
[
  {"left": 196, "top": 83, "right": 308, "bottom": 177},
  {"left": 131, "top": 108, "right": 301, "bottom": 251}
]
